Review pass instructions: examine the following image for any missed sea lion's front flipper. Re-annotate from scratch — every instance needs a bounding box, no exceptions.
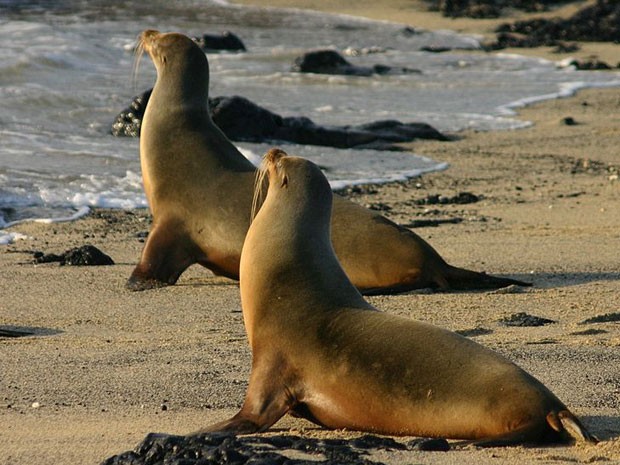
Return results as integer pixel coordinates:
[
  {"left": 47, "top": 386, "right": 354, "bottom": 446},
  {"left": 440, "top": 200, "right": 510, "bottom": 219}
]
[
  {"left": 126, "top": 218, "right": 195, "bottom": 290},
  {"left": 193, "top": 388, "right": 293, "bottom": 435},
  {"left": 193, "top": 412, "right": 264, "bottom": 435},
  {"left": 195, "top": 358, "right": 297, "bottom": 434}
]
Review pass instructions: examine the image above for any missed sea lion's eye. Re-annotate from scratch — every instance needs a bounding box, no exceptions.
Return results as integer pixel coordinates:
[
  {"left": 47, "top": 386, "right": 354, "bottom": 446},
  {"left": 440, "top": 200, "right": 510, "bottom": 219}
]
[{"left": 281, "top": 175, "right": 288, "bottom": 188}]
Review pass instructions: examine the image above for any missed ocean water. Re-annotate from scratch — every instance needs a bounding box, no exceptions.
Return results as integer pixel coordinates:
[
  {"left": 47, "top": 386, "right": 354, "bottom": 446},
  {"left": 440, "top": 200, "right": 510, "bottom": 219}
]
[{"left": 1, "top": 0, "right": 619, "bottom": 240}]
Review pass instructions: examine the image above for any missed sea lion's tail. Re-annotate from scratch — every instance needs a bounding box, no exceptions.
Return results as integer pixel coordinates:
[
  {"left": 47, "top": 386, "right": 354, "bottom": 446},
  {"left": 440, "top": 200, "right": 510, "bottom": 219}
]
[
  {"left": 547, "top": 410, "right": 599, "bottom": 444},
  {"left": 441, "top": 264, "right": 532, "bottom": 290}
]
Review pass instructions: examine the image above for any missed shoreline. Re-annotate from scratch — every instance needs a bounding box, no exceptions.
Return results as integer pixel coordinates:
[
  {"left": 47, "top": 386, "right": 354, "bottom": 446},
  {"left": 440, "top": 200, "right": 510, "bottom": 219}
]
[
  {"left": 230, "top": 0, "right": 620, "bottom": 65},
  {"left": 1, "top": 73, "right": 617, "bottom": 236},
  {"left": 2, "top": 1, "right": 620, "bottom": 465}
]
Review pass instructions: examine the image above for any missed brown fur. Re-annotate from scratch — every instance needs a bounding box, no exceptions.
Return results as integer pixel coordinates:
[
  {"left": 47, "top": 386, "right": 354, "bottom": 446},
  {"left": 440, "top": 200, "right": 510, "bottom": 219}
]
[
  {"left": 128, "top": 30, "right": 530, "bottom": 293},
  {"left": 197, "top": 149, "right": 596, "bottom": 445}
]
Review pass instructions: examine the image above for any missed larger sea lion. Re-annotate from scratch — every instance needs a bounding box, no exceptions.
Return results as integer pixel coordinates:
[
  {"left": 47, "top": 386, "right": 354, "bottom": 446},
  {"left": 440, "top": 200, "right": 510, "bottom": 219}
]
[
  {"left": 200, "top": 148, "right": 595, "bottom": 445},
  {"left": 128, "top": 30, "right": 529, "bottom": 293}
]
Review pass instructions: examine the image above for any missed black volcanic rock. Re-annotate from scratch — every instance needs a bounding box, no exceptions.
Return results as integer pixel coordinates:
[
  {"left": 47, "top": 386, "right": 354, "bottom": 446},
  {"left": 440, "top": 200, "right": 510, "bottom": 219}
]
[
  {"left": 193, "top": 31, "right": 246, "bottom": 52},
  {"left": 292, "top": 49, "right": 420, "bottom": 76},
  {"left": 211, "top": 96, "right": 447, "bottom": 149},
  {"left": 112, "top": 92, "right": 448, "bottom": 150},
  {"left": 486, "top": 0, "right": 620, "bottom": 50},
  {"left": 101, "top": 431, "right": 450, "bottom": 465},
  {"left": 110, "top": 89, "right": 152, "bottom": 137},
  {"left": 425, "top": 1, "right": 620, "bottom": 54},
  {"left": 33, "top": 245, "right": 114, "bottom": 266},
  {"left": 427, "top": 0, "right": 569, "bottom": 18},
  {"left": 209, "top": 95, "right": 282, "bottom": 141},
  {"left": 500, "top": 312, "right": 556, "bottom": 327}
]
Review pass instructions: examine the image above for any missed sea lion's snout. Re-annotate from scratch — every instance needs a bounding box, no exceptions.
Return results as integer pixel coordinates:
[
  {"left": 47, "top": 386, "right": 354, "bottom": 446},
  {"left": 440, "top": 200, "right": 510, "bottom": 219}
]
[
  {"left": 133, "top": 30, "right": 162, "bottom": 88},
  {"left": 140, "top": 29, "right": 160, "bottom": 46},
  {"left": 251, "top": 149, "right": 289, "bottom": 221},
  {"left": 263, "top": 148, "right": 289, "bottom": 186},
  {"left": 137, "top": 30, "right": 162, "bottom": 59},
  {"left": 264, "top": 148, "right": 287, "bottom": 167}
]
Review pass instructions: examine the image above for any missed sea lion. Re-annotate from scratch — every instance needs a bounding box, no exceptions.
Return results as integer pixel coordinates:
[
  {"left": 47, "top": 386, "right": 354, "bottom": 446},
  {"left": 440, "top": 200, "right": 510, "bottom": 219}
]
[
  {"left": 199, "top": 148, "right": 595, "bottom": 445},
  {"left": 128, "top": 29, "right": 529, "bottom": 293}
]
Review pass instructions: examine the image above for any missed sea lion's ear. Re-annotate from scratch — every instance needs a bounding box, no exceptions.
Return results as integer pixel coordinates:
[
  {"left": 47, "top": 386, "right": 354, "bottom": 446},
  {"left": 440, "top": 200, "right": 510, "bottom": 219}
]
[{"left": 281, "top": 175, "right": 289, "bottom": 188}]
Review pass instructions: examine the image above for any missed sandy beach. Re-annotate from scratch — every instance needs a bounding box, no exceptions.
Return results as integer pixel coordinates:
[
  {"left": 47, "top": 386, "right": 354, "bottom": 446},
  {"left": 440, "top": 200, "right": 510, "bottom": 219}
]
[{"left": 2, "top": 1, "right": 619, "bottom": 464}]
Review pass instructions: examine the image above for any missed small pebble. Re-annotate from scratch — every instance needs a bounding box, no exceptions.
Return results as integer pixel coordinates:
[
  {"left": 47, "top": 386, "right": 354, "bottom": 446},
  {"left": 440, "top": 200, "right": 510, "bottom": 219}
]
[
  {"left": 31, "top": 402, "right": 41, "bottom": 409},
  {"left": 488, "top": 284, "right": 526, "bottom": 295},
  {"left": 570, "top": 328, "right": 607, "bottom": 336},
  {"left": 455, "top": 327, "right": 493, "bottom": 337},
  {"left": 500, "top": 312, "right": 555, "bottom": 327},
  {"left": 409, "top": 437, "right": 450, "bottom": 451},
  {"left": 580, "top": 312, "right": 620, "bottom": 324}
]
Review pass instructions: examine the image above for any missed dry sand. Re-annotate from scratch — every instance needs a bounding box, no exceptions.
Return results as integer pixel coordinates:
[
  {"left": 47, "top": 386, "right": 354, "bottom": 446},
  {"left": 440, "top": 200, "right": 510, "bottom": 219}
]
[{"left": 2, "top": 1, "right": 619, "bottom": 464}]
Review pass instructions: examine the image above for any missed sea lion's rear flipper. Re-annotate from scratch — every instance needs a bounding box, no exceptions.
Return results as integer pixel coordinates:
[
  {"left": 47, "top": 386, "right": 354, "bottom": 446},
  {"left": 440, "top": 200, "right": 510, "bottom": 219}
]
[
  {"left": 442, "top": 264, "right": 532, "bottom": 291},
  {"left": 472, "top": 410, "right": 598, "bottom": 447},
  {"left": 551, "top": 410, "right": 599, "bottom": 444},
  {"left": 358, "top": 265, "right": 531, "bottom": 295}
]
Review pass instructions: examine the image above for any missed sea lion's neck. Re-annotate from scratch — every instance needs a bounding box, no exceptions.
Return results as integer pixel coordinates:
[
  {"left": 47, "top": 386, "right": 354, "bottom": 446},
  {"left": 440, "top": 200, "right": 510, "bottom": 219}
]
[
  {"left": 240, "top": 188, "right": 371, "bottom": 331},
  {"left": 154, "top": 69, "right": 209, "bottom": 106},
  {"left": 147, "top": 70, "right": 210, "bottom": 124},
  {"left": 143, "top": 73, "right": 255, "bottom": 173}
]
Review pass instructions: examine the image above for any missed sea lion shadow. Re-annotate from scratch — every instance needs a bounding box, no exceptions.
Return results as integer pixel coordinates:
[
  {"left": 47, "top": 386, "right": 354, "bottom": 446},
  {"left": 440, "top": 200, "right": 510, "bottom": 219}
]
[
  {"left": 178, "top": 276, "right": 240, "bottom": 288},
  {"left": 582, "top": 415, "right": 620, "bottom": 441},
  {"left": 0, "top": 325, "right": 63, "bottom": 338},
  {"left": 520, "top": 272, "right": 620, "bottom": 289}
]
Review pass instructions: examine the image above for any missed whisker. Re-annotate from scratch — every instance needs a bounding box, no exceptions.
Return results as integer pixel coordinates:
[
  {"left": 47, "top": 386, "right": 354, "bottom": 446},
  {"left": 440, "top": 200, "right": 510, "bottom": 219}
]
[
  {"left": 251, "top": 148, "right": 289, "bottom": 222},
  {"left": 251, "top": 162, "right": 268, "bottom": 223},
  {"left": 132, "top": 33, "right": 145, "bottom": 93}
]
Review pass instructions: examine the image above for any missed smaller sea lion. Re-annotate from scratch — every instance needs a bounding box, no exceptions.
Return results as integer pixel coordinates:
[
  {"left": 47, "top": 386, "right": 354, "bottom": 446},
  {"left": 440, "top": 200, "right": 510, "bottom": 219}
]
[{"left": 199, "top": 149, "right": 596, "bottom": 446}]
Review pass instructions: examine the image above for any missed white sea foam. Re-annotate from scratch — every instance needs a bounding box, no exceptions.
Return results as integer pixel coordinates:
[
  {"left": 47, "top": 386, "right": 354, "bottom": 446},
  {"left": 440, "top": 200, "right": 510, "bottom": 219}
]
[
  {"left": 1, "top": 206, "right": 90, "bottom": 229},
  {"left": 499, "top": 79, "right": 620, "bottom": 117},
  {"left": 330, "top": 162, "right": 449, "bottom": 191},
  {"left": 0, "top": 231, "right": 31, "bottom": 245}
]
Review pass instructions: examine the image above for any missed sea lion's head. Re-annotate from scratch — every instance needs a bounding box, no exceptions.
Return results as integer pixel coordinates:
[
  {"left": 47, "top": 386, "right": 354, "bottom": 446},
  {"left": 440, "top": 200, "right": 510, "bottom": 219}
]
[
  {"left": 136, "top": 29, "right": 209, "bottom": 100},
  {"left": 252, "top": 148, "right": 332, "bottom": 227}
]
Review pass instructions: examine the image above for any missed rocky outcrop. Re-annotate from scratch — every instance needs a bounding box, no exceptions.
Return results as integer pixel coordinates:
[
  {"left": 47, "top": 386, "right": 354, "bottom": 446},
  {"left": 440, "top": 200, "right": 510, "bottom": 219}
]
[
  {"left": 110, "top": 90, "right": 152, "bottom": 138},
  {"left": 481, "top": 0, "right": 620, "bottom": 59},
  {"left": 33, "top": 245, "right": 114, "bottom": 266},
  {"left": 426, "top": 0, "right": 569, "bottom": 19},
  {"left": 292, "top": 49, "right": 420, "bottom": 76},
  {"left": 112, "top": 93, "right": 448, "bottom": 150},
  {"left": 101, "top": 431, "right": 450, "bottom": 465},
  {"left": 193, "top": 31, "right": 246, "bottom": 52}
]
